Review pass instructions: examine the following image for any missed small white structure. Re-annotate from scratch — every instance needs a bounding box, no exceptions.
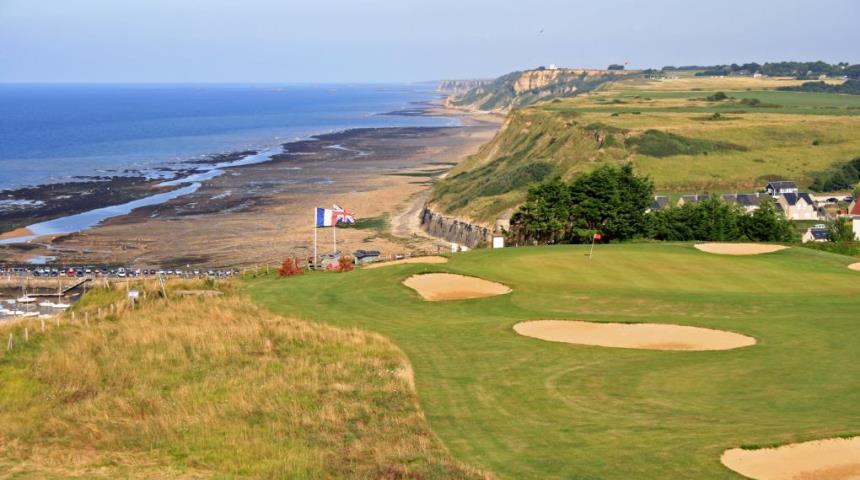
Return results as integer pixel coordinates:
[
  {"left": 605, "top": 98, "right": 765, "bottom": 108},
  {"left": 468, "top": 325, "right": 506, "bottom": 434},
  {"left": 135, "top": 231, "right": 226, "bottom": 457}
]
[
  {"left": 765, "top": 180, "right": 799, "bottom": 198},
  {"left": 492, "top": 236, "right": 505, "bottom": 249},
  {"left": 851, "top": 199, "right": 860, "bottom": 240}
]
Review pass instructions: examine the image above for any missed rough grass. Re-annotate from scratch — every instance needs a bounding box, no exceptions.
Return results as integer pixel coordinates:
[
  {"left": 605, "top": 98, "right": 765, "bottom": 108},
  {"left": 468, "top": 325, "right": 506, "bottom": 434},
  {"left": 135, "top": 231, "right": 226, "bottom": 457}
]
[
  {"left": 0, "top": 280, "right": 487, "bottom": 479},
  {"left": 431, "top": 75, "right": 860, "bottom": 222},
  {"left": 249, "top": 244, "right": 860, "bottom": 479}
]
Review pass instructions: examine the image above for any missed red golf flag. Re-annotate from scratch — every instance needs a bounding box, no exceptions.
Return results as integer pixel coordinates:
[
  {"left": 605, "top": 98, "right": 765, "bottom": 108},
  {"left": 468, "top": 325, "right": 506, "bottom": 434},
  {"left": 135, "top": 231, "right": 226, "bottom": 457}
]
[{"left": 593, "top": 232, "right": 602, "bottom": 241}]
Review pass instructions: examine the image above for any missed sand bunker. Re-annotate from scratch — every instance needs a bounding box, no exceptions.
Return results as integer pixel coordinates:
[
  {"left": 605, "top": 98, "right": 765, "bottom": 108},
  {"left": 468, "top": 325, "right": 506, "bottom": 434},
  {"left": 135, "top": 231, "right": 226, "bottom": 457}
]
[
  {"left": 695, "top": 243, "right": 788, "bottom": 255},
  {"left": 513, "top": 320, "right": 755, "bottom": 351},
  {"left": 403, "top": 273, "right": 511, "bottom": 301},
  {"left": 848, "top": 263, "right": 860, "bottom": 272},
  {"left": 364, "top": 256, "right": 448, "bottom": 269},
  {"left": 721, "top": 436, "right": 860, "bottom": 480}
]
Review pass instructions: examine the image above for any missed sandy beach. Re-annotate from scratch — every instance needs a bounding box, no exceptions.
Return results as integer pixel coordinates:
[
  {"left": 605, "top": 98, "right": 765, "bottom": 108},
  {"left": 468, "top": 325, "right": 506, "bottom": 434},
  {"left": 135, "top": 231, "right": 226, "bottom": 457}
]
[{"left": 0, "top": 106, "right": 501, "bottom": 267}]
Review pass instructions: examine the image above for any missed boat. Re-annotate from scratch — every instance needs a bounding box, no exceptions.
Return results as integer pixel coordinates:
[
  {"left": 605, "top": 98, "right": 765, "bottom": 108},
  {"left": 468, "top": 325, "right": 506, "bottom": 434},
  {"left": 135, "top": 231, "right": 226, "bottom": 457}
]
[
  {"left": 51, "top": 303, "right": 70, "bottom": 309},
  {"left": 16, "top": 296, "right": 36, "bottom": 303},
  {"left": 22, "top": 312, "right": 39, "bottom": 318},
  {"left": 39, "top": 301, "right": 56, "bottom": 308}
]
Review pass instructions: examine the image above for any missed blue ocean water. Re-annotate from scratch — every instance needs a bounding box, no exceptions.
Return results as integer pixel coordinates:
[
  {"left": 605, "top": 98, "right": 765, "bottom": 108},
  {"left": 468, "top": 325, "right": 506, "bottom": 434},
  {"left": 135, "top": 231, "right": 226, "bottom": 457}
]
[{"left": 0, "top": 83, "right": 454, "bottom": 190}]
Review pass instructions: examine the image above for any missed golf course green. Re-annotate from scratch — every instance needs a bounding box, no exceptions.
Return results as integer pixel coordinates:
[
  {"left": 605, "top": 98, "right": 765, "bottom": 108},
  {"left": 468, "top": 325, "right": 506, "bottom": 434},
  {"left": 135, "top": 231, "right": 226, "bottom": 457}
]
[{"left": 249, "top": 243, "right": 860, "bottom": 479}]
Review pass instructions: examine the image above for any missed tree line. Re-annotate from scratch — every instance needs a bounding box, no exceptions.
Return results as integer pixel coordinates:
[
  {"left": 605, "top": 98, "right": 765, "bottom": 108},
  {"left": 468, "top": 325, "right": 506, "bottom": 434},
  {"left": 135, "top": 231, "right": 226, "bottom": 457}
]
[
  {"left": 692, "top": 61, "right": 860, "bottom": 79},
  {"left": 508, "top": 165, "right": 797, "bottom": 245}
]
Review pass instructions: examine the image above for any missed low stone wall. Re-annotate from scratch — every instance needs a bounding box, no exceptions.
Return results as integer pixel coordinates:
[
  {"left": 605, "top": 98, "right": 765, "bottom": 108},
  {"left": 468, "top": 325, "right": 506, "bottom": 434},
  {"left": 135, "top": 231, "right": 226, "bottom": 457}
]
[{"left": 419, "top": 207, "right": 491, "bottom": 248}]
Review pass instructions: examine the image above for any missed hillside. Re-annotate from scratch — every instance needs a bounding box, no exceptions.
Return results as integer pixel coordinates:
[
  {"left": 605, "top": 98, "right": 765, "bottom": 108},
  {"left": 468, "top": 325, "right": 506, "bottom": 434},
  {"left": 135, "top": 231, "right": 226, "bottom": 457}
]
[
  {"left": 432, "top": 74, "right": 860, "bottom": 224},
  {"left": 0, "top": 279, "right": 487, "bottom": 479},
  {"left": 449, "top": 68, "right": 636, "bottom": 112}
]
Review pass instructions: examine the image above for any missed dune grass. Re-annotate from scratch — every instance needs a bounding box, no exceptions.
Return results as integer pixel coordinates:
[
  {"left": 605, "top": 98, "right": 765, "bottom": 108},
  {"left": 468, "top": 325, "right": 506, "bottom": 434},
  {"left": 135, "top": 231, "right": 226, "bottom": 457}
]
[
  {"left": 249, "top": 244, "right": 860, "bottom": 479},
  {"left": 0, "top": 280, "right": 487, "bottom": 479}
]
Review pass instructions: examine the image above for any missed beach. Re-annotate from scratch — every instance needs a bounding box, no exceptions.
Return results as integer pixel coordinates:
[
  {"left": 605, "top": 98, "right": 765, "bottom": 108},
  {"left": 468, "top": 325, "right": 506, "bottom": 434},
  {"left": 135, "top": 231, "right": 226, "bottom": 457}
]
[{"left": 0, "top": 105, "right": 501, "bottom": 267}]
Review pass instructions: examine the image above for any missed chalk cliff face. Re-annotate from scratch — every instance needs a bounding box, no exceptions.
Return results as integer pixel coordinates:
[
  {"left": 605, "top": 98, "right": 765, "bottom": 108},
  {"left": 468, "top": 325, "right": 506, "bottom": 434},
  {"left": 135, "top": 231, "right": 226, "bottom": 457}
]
[
  {"left": 437, "top": 79, "right": 492, "bottom": 94},
  {"left": 450, "top": 68, "right": 636, "bottom": 111},
  {"left": 420, "top": 207, "right": 490, "bottom": 248}
]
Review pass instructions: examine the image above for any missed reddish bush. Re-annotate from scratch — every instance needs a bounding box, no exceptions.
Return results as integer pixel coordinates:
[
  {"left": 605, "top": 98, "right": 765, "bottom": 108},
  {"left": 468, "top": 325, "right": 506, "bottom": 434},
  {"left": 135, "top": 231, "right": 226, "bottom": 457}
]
[
  {"left": 278, "top": 257, "right": 303, "bottom": 277},
  {"left": 337, "top": 255, "right": 354, "bottom": 272}
]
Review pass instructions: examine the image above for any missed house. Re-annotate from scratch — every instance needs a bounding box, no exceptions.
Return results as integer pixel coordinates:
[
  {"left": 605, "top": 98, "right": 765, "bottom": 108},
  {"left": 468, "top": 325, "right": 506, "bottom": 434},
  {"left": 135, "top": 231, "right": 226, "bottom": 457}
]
[
  {"left": 777, "top": 192, "right": 819, "bottom": 220},
  {"left": 650, "top": 196, "right": 669, "bottom": 211},
  {"left": 677, "top": 194, "right": 710, "bottom": 207},
  {"left": 765, "top": 180, "right": 799, "bottom": 198},
  {"left": 353, "top": 249, "right": 381, "bottom": 265},
  {"left": 851, "top": 199, "right": 860, "bottom": 240},
  {"left": 721, "top": 192, "right": 771, "bottom": 212},
  {"left": 802, "top": 225, "right": 829, "bottom": 243}
]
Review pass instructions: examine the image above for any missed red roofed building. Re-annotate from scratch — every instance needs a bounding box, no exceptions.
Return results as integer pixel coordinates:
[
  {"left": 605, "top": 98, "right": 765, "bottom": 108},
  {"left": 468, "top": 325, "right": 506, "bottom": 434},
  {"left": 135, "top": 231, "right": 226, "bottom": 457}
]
[{"left": 851, "top": 198, "right": 860, "bottom": 240}]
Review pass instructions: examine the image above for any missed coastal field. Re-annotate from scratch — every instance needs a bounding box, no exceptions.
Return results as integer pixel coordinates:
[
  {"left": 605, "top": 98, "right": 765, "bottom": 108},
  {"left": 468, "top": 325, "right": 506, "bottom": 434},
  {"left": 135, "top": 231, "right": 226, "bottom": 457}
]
[
  {"left": 250, "top": 244, "right": 860, "bottom": 479},
  {"left": 0, "top": 279, "right": 486, "bottom": 479},
  {"left": 432, "top": 75, "right": 860, "bottom": 223}
]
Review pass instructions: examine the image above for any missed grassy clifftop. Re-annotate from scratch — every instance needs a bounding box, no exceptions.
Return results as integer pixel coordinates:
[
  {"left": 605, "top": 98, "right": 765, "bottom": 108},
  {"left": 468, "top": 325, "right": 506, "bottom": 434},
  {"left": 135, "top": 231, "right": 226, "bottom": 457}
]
[
  {"left": 433, "top": 75, "right": 860, "bottom": 223},
  {"left": 0, "top": 279, "right": 486, "bottom": 479}
]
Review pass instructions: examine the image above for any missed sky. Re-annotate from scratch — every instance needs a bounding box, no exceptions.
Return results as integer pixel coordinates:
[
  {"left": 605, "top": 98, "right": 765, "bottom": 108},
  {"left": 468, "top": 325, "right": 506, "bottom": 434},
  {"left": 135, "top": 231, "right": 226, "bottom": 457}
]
[{"left": 1, "top": 0, "right": 859, "bottom": 83}]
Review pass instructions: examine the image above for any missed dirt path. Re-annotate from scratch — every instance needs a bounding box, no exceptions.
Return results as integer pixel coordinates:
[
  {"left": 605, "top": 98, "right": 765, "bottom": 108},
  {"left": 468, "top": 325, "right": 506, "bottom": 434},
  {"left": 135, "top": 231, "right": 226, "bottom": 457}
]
[
  {"left": 695, "top": 243, "right": 788, "bottom": 255},
  {"left": 513, "top": 320, "right": 756, "bottom": 351},
  {"left": 721, "top": 436, "right": 860, "bottom": 480}
]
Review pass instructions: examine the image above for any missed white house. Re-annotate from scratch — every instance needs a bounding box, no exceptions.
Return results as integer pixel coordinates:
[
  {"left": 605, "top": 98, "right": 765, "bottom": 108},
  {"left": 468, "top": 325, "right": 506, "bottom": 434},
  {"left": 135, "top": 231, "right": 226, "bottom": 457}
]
[
  {"left": 776, "top": 192, "right": 819, "bottom": 220},
  {"left": 765, "top": 180, "right": 799, "bottom": 198},
  {"left": 802, "top": 225, "right": 829, "bottom": 243},
  {"left": 851, "top": 199, "right": 860, "bottom": 240}
]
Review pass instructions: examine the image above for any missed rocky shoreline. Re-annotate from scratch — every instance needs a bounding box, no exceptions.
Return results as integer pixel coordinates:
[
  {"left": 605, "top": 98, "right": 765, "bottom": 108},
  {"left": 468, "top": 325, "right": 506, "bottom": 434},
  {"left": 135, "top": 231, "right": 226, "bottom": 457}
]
[{"left": 0, "top": 105, "right": 502, "bottom": 267}]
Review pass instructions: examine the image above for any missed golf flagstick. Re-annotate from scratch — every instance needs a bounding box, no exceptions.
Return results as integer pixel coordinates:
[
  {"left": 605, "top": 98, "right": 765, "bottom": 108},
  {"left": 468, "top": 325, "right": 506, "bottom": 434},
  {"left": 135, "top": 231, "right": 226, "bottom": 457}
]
[{"left": 588, "top": 232, "right": 601, "bottom": 259}]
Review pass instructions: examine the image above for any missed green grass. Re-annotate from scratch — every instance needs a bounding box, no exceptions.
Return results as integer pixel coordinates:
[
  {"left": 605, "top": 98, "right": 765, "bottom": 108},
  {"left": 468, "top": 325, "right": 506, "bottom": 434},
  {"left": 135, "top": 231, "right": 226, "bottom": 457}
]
[{"left": 249, "top": 244, "right": 860, "bottom": 479}]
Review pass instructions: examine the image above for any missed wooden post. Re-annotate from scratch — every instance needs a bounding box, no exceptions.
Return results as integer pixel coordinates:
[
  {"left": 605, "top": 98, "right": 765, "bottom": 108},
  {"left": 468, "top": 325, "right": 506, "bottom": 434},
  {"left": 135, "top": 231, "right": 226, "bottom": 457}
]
[
  {"left": 40, "top": 318, "right": 45, "bottom": 332},
  {"left": 6, "top": 333, "right": 12, "bottom": 352},
  {"left": 72, "top": 311, "right": 76, "bottom": 322},
  {"left": 24, "top": 328, "right": 28, "bottom": 342},
  {"left": 98, "top": 307, "right": 102, "bottom": 319}
]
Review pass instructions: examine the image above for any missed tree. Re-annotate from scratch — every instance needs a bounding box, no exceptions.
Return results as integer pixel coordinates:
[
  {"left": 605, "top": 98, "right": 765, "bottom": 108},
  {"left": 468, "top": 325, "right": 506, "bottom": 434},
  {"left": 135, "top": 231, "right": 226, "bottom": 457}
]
[
  {"left": 510, "top": 177, "right": 572, "bottom": 244},
  {"left": 278, "top": 257, "right": 303, "bottom": 277},
  {"left": 741, "top": 200, "right": 796, "bottom": 242},
  {"left": 568, "top": 164, "right": 653, "bottom": 241},
  {"left": 607, "top": 64, "right": 625, "bottom": 71},
  {"left": 827, "top": 217, "right": 855, "bottom": 243}
]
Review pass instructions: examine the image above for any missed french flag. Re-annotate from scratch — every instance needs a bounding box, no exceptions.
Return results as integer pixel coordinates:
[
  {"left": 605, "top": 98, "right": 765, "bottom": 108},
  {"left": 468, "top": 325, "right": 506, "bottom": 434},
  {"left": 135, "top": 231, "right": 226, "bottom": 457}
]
[{"left": 315, "top": 204, "right": 355, "bottom": 227}]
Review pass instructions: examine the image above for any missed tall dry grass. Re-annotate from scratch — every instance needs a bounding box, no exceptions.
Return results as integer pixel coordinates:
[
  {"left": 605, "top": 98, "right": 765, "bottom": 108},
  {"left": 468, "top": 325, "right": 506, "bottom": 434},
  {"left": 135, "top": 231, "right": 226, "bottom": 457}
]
[{"left": 0, "top": 280, "right": 488, "bottom": 479}]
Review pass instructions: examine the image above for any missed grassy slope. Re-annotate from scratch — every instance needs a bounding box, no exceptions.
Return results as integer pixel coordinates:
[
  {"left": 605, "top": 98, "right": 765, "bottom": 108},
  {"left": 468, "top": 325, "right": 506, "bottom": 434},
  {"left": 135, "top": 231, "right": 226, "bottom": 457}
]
[
  {"left": 250, "top": 245, "right": 860, "bottom": 479},
  {"left": 0, "top": 280, "right": 486, "bottom": 479},
  {"left": 432, "top": 75, "right": 860, "bottom": 223}
]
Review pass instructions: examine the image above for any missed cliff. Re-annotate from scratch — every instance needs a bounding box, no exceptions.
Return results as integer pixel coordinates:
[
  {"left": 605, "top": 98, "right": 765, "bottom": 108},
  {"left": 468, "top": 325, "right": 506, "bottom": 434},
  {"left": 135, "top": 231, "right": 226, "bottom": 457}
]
[
  {"left": 420, "top": 207, "right": 491, "bottom": 248},
  {"left": 450, "top": 68, "right": 637, "bottom": 112},
  {"left": 437, "top": 79, "right": 493, "bottom": 95}
]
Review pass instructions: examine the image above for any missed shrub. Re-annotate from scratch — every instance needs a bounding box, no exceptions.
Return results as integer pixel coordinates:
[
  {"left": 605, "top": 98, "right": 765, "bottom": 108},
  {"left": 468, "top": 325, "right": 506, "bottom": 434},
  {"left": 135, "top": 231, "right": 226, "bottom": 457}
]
[
  {"left": 337, "top": 256, "right": 354, "bottom": 272},
  {"left": 278, "top": 257, "right": 303, "bottom": 277},
  {"left": 625, "top": 130, "right": 747, "bottom": 158}
]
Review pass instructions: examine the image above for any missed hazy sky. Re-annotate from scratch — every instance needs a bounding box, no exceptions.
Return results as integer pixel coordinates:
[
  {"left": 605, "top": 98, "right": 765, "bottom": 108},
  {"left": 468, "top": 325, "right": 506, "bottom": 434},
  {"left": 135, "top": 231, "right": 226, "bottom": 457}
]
[{"left": 2, "top": 0, "right": 859, "bottom": 83}]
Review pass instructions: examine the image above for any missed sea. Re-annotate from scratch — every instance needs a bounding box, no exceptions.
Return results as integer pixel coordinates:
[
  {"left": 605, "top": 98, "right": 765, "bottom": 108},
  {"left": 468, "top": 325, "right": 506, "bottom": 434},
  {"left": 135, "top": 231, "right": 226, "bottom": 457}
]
[{"left": 0, "top": 83, "right": 455, "bottom": 190}]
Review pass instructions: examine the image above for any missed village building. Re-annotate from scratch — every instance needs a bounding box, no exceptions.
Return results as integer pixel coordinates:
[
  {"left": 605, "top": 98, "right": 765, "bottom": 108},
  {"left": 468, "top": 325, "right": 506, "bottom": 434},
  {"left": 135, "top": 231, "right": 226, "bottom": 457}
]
[
  {"left": 721, "top": 193, "right": 771, "bottom": 212},
  {"left": 850, "top": 199, "right": 860, "bottom": 240},
  {"left": 802, "top": 225, "right": 829, "bottom": 243},
  {"left": 649, "top": 196, "right": 669, "bottom": 211},
  {"left": 776, "top": 192, "right": 819, "bottom": 220},
  {"left": 677, "top": 194, "right": 709, "bottom": 207},
  {"left": 765, "top": 180, "right": 799, "bottom": 198}
]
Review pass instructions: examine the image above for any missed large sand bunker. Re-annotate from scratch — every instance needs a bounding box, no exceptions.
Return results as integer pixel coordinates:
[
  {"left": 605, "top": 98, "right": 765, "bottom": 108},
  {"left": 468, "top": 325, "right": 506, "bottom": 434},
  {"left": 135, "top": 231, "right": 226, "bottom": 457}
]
[
  {"left": 721, "top": 436, "right": 860, "bottom": 480},
  {"left": 695, "top": 243, "right": 788, "bottom": 255},
  {"left": 403, "top": 273, "right": 511, "bottom": 301},
  {"left": 364, "top": 256, "right": 448, "bottom": 269},
  {"left": 848, "top": 263, "right": 860, "bottom": 272},
  {"left": 513, "top": 320, "right": 755, "bottom": 351}
]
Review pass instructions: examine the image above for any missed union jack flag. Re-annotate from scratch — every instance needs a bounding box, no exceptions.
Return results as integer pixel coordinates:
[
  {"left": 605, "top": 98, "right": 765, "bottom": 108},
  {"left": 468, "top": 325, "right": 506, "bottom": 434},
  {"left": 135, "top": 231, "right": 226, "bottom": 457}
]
[{"left": 331, "top": 204, "right": 355, "bottom": 225}]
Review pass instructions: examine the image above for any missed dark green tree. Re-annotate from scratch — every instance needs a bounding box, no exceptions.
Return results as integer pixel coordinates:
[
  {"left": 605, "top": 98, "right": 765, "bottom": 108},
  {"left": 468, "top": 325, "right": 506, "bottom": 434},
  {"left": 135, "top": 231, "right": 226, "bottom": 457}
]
[
  {"left": 510, "top": 177, "right": 571, "bottom": 243},
  {"left": 741, "top": 200, "right": 796, "bottom": 242},
  {"left": 568, "top": 164, "right": 654, "bottom": 241}
]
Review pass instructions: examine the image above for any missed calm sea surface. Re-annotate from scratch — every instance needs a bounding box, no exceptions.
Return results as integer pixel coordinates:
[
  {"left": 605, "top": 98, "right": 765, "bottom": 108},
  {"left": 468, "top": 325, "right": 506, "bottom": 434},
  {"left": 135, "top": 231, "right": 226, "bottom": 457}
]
[{"left": 0, "top": 83, "right": 453, "bottom": 190}]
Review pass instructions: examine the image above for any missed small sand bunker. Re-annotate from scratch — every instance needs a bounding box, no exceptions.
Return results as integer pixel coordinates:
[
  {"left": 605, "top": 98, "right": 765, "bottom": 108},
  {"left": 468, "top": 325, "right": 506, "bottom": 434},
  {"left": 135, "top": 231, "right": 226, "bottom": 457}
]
[
  {"left": 721, "top": 436, "right": 860, "bottom": 480},
  {"left": 695, "top": 243, "right": 788, "bottom": 255},
  {"left": 513, "top": 320, "right": 755, "bottom": 351},
  {"left": 403, "top": 273, "right": 511, "bottom": 301},
  {"left": 848, "top": 263, "right": 860, "bottom": 272},
  {"left": 364, "top": 256, "right": 448, "bottom": 269}
]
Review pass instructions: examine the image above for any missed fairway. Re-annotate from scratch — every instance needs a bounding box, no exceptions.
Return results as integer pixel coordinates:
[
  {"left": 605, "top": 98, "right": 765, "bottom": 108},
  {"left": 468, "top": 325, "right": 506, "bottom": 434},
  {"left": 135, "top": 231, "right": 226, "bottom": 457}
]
[{"left": 249, "top": 244, "right": 860, "bottom": 479}]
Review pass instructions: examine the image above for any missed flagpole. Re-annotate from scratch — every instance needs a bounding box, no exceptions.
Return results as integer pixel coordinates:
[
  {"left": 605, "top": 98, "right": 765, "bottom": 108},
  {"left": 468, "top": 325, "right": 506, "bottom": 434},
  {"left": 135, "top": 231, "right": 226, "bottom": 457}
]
[
  {"left": 332, "top": 223, "right": 337, "bottom": 254},
  {"left": 588, "top": 234, "right": 596, "bottom": 260},
  {"left": 313, "top": 209, "right": 318, "bottom": 270}
]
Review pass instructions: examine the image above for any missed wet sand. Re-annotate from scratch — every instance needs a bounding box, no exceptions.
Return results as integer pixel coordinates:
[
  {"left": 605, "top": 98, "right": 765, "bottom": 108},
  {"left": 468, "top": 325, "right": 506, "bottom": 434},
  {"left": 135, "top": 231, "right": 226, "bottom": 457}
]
[{"left": 1, "top": 107, "right": 501, "bottom": 267}]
